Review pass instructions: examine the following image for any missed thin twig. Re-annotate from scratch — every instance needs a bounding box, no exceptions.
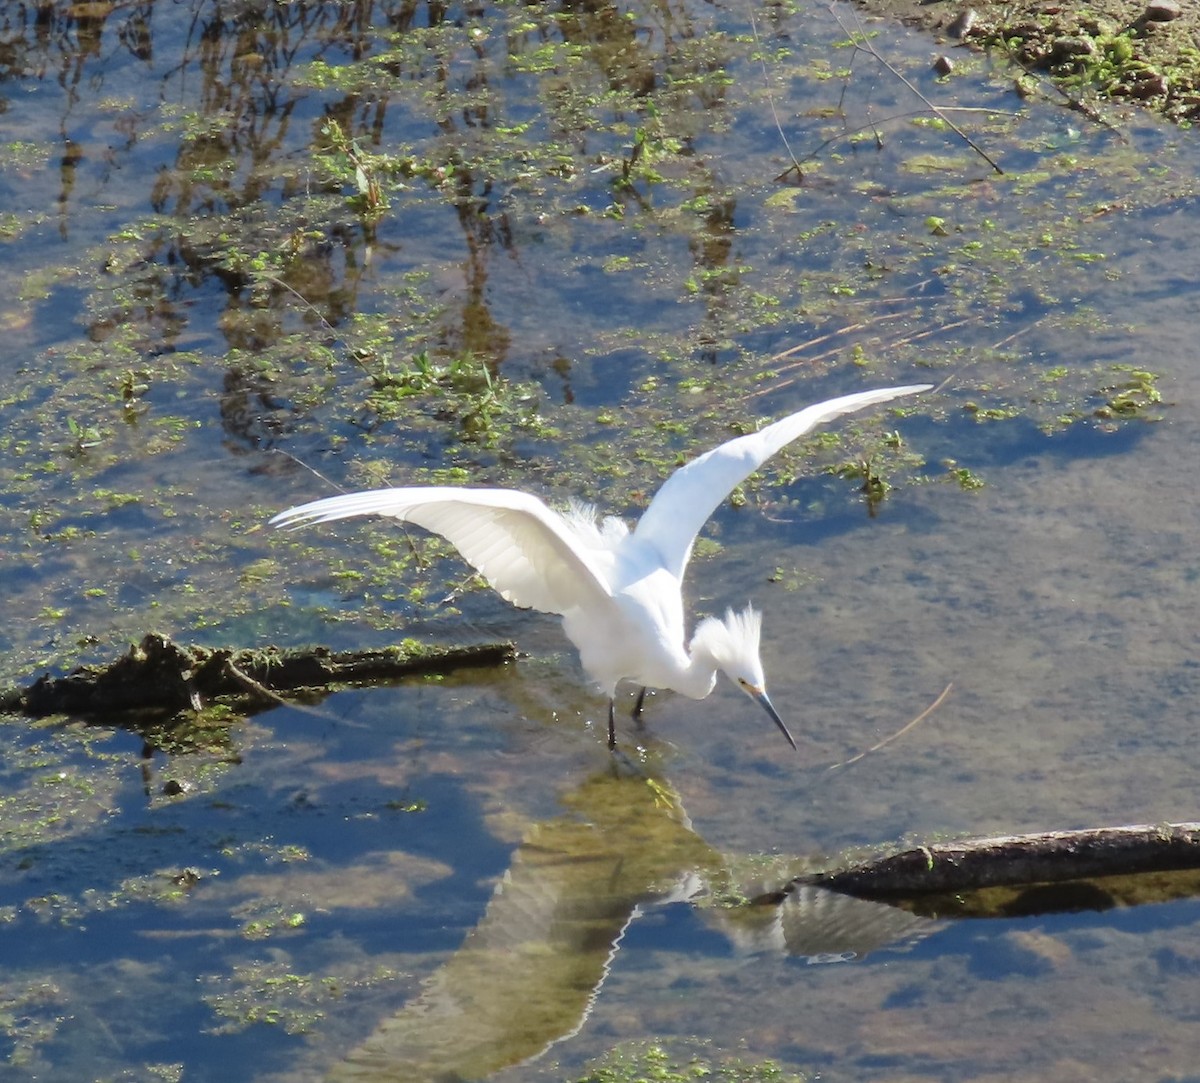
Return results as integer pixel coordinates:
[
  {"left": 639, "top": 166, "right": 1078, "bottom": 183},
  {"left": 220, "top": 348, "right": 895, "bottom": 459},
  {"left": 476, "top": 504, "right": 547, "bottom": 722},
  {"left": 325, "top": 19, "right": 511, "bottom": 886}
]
[
  {"left": 256, "top": 270, "right": 381, "bottom": 382},
  {"left": 990, "top": 319, "right": 1043, "bottom": 351},
  {"left": 752, "top": 317, "right": 965, "bottom": 399},
  {"left": 223, "top": 659, "right": 366, "bottom": 727},
  {"left": 888, "top": 317, "right": 971, "bottom": 350},
  {"left": 768, "top": 317, "right": 970, "bottom": 382},
  {"left": 997, "top": 36, "right": 1124, "bottom": 138},
  {"left": 830, "top": 4, "right": 1003, "bottom": 175},
  {"left": 271, "top": 450, "right": 347, "bottom": 496},
  {"left": 257, "top": 270, "right": 338, "bottom": 335},
  {"left": 768, "top": 334, "right": 893, "bottom": 378},
  {"left": 768, "top": 316, "right": 905, "bottom": 363},
  {"left": 748, "top": 10, "right": 805, "bottom": 181},
  {"left": 797, "top": 107, "right": 1021, "bottom": 171},
  {"left": 827, "top": 682, "right": 952, "bottom": 771},
  {"left": 223, "top": 659, "right": 294, "bottom": 708}
]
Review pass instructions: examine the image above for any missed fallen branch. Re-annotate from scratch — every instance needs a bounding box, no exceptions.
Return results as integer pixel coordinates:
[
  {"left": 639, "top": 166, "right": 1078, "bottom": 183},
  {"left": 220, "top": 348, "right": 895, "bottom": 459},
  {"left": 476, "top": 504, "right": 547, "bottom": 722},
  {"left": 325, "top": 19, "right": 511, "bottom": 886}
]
[
  {"left": 829, "top": 2, "right": 1004, "bottom": 175},
  {"left": 765, "top": 822, "right": 1200, "bottom": 916},
  {"left": 0, "top": 633, "right": 517, "bottom": 719},
  {"left": 827, "top": 682, "right": 952, "bottom": 771}
]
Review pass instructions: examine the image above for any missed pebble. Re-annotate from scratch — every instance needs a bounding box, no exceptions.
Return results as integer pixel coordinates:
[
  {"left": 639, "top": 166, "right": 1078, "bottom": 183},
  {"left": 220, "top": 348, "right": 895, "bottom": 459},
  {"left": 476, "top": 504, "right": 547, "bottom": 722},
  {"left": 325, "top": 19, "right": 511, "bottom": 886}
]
[
  {"left": 1144, "top": 0, "right": 1181, "bottom": 22},
  {"left": 1128, "top": 71, "right": 1169, "bottom": 98},
  {"left": 1049, "top": 35, "right": 1097, "bottom": 64}
]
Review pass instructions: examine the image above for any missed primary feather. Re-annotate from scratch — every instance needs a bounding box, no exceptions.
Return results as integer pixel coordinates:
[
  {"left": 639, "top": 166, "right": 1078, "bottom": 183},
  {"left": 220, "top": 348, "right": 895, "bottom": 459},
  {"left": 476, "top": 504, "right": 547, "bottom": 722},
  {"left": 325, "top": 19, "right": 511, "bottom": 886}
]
[
  {"left": 272, "top": 486, "right": 613, "bottom": 616},
  {"left": 633, "top": 384, "right": 931, "bottom": 579}
]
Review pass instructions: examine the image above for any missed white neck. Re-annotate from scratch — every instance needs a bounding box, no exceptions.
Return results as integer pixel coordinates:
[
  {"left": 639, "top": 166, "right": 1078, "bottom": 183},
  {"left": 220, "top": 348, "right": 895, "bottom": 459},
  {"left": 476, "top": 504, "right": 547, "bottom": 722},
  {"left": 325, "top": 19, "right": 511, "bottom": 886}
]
[{"left": 673, "top": 643, "right": 720, "bottom": 700}]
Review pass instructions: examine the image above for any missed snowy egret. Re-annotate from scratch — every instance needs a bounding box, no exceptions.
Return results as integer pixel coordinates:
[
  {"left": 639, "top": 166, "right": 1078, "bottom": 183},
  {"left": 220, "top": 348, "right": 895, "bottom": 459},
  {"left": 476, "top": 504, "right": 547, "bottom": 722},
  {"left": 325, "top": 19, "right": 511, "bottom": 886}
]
[{"left": 271, "top": 384, "right": 931, "bottom": 749}]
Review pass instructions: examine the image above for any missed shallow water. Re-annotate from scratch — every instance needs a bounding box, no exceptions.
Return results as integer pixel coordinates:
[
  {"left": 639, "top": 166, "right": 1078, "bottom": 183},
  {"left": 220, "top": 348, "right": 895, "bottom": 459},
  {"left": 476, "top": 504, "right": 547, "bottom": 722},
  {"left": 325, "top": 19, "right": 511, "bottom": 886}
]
[{"left": 1, "top": 0, "right": 1200, "bottom": 1080}]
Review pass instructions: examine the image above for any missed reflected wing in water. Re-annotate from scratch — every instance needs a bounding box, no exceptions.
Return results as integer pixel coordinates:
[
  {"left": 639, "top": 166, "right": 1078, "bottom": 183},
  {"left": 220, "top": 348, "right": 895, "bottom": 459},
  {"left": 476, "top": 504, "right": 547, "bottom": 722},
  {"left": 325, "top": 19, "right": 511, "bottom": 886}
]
[
  {"left": 329, "top": 770, "right": 717, "bottom": 1082},
  {"left": 326, "top": 765, "right": 940, "bottom": 1082},
  {"left": 704, "top": 884, "right": 941, "bottom": 963}
]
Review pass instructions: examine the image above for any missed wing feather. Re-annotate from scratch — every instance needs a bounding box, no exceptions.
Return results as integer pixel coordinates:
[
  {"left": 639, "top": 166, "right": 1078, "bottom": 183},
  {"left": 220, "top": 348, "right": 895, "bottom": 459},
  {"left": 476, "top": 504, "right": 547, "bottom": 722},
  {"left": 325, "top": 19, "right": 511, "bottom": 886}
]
[
  {"left": 633, "top": 384, "right": 931, "bottom": 579},
  {"left": 271, "top": 487, "right": 614, "bottom": 615}
]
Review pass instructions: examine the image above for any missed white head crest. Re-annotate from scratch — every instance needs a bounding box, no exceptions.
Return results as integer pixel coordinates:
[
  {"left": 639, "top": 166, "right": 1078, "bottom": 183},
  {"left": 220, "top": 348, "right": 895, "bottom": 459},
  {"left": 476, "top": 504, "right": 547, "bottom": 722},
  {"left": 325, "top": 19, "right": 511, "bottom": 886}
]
[
  {"left": 690, "top": 605, "right": 766, "bottom": 687},
  {"left": 690, "top": 605, "right": 795, "bottom": 749}
]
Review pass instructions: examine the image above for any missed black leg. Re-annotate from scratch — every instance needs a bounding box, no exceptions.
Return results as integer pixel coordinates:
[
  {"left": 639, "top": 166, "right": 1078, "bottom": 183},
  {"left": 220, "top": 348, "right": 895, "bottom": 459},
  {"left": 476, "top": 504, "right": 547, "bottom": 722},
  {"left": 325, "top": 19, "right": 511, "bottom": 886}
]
[
  {"left": 607, "top": 699, "right": 616, "bottom": 750},
  {"left": 632, "top": 686, "right": 647, "bottom": 719}
]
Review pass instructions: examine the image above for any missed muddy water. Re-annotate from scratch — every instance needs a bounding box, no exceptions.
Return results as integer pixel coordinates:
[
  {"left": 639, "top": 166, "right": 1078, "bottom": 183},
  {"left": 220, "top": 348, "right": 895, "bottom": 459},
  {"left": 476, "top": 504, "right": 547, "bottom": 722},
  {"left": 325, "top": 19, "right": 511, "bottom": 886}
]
[{"left": 1, "top": 0, "right": 1199, "bottom": 1080}]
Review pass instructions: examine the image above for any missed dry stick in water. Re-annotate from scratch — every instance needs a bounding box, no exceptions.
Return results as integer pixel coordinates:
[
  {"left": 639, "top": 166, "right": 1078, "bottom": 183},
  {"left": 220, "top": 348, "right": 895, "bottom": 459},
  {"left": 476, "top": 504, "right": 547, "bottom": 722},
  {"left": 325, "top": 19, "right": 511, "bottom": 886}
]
[
  {"left": 755, "top": 317, "right": 969, "bottom": 398},
  {"left": 827, "top": 682, "right": 953, "bottom": 772},
  {"left": 751, "top": 322, "right": 911, "bottom": 401},
  {"left": 752, "top": 3, "right": 1006, "bottom": 180},
  {"left": 990, "top": 319, "right": 1043, "bottom": 352},
  {"left": 271, "top": 449, "right": 347, "bottom": 498},
  {"left": 775, "top": 317, "right": 971, "bottom": 378},
  {"left": 796, "top": 108, "right": 1018, "bottom": 176},
  {"left": 747, "top": 10, "right": 805, "bottom": 182},
  {"left": 888, "top": 318, "right": 972, "bottom": 352},
  {"left": 768, "top": 314, "right": 909, "bottom": 363},
  {"left": 829, "top": 3, "right": 1004, "bottom": 176}
]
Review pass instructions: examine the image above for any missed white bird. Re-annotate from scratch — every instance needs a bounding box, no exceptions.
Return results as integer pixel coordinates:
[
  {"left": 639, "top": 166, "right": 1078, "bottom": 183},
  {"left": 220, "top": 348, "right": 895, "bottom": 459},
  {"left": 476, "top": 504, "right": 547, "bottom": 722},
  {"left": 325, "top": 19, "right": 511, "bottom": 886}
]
[{"left": 271, "top": 384, "right": 931, "bottom": 750}]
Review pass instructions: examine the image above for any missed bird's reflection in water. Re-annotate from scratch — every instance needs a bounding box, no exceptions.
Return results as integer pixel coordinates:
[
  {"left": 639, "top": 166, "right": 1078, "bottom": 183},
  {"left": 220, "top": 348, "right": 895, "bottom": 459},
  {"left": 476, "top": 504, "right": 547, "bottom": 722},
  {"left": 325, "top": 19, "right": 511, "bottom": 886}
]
[{"left": 328, "top": 761, "right": 937, "bottom": 1082}]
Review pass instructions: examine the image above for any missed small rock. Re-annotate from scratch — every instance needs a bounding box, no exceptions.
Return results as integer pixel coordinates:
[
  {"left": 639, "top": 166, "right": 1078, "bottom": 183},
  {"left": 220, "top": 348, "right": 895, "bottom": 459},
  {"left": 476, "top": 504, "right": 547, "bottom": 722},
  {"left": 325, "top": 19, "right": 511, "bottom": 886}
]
[
  {"left": 1050, "top": 36, "right": 1097, "bottom": 61},
  {"left": 1078, "top": 16, "right": 1114, "bottom": 36},
  {"left": 933, "top": 55, "right": 955, "bottom": 76},
  {"left": 1128, "top": 71, "right": 1169, "bottom": 98},
  {"left": 1144, "top": 0, "right": 1182, "bottom": 22},
  {"left": 1047, "top": 35, "right": 1097, "bottom": 68},
  {"left": 173, "top": 868, "right": 202, "bottom": 888}
]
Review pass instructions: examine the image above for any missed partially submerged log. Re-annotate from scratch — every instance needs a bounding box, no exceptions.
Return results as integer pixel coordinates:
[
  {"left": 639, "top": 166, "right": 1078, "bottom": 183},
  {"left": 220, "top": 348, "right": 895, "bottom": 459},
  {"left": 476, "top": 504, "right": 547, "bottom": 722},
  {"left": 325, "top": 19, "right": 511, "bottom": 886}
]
[
  {"left": 765, "top": 822, "right": 1200, "bottom": 919},
  {"left": 0, "top": 633, "right": 517, "bottom": 719},
  {"left": 818, "top": 822, "right": 1200, "bottom": 895}
]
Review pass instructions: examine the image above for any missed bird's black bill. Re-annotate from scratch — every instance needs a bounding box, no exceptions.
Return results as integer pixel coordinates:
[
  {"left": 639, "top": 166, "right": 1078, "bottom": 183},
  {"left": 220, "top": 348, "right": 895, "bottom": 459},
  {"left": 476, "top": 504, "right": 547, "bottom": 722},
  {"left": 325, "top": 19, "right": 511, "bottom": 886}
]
[{"left": 756, "top": 691, "right": 797, "bottom": 751}]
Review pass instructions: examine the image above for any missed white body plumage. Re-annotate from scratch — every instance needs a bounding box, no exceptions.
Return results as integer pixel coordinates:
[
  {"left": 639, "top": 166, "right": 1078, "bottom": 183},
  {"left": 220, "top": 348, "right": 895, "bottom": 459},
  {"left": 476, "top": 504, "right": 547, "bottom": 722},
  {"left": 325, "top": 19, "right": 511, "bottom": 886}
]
[{"left": 271, "top": 384, "right": 931, "bottom": 749}]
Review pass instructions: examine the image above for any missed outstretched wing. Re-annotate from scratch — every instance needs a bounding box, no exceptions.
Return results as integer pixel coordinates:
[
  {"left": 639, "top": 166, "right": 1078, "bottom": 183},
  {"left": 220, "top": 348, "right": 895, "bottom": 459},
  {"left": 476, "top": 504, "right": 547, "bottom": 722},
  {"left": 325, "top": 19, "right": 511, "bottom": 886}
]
[
  {"left": 270, "top": 487, "right": 614, "bottom": 616},
  {"left": 633, "top": 384, "right": 931, "bottom": 579}
]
